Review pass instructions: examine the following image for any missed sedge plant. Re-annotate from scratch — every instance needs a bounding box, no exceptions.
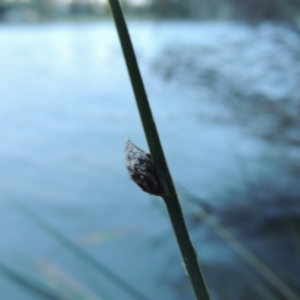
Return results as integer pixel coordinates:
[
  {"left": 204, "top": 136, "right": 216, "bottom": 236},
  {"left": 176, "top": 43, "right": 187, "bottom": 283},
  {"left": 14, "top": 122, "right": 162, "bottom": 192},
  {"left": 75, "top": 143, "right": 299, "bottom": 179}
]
[{"left": 108, "top": 1, "right": 210, "bottom": 299}]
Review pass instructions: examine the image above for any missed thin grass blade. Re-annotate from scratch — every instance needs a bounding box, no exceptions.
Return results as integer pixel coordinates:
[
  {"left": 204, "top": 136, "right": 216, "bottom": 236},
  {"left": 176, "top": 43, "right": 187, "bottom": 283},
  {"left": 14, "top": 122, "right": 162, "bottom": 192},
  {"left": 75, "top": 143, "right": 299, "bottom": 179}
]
[
  {"left": 0, "top": 261, "right": 61, "bottom": 300},
  {"left": 184, "top": 196, "right": 300, "bottom": 300},
  {"left": 107, "top": 1, "right": 210, "bottom": 299},
  {"left": 10, "top": 200, "right": 152, "bottom": 300}
]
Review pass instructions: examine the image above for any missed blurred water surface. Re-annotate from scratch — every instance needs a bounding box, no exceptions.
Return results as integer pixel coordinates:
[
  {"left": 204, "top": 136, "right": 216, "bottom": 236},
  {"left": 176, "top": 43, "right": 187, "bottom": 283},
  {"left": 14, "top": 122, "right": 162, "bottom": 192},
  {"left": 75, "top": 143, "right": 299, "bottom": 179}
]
[{"left": 0, "top": 21, "right": 299, "bottom": 300}]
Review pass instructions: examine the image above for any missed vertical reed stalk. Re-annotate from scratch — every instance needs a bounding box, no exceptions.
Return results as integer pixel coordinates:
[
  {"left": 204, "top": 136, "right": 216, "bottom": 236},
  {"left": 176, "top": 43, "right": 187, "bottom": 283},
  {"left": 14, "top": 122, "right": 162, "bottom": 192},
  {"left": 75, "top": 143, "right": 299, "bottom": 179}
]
[{"left": 108, "top": 1, "right": 210, "bottom": 299}]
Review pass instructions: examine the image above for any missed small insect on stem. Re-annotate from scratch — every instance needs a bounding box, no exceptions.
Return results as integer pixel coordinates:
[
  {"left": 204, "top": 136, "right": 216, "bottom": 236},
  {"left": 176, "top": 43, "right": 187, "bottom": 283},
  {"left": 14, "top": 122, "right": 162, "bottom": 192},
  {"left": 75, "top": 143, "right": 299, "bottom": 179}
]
[{"left": 125, "top": 138, "right": 164, "bottom": 196}]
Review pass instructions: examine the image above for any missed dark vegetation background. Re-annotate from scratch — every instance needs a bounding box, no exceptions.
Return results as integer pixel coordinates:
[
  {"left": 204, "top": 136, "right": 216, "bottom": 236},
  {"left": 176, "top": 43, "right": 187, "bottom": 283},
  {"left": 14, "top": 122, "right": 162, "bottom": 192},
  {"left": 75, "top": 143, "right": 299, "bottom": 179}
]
[{"left": 1, "top": 0, "right": 300, "bottom": 24}]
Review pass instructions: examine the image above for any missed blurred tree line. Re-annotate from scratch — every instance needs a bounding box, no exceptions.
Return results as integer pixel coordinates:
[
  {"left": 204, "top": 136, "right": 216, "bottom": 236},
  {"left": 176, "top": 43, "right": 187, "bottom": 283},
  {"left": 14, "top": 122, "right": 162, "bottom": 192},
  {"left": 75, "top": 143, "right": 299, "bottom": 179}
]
[
  {"left": 150, "top": 0, "right": 300, "bottom": 23},
  {"left": 0, "top": 0, "right": 55, "bottom": 22},
  {"left": 0, "top": 0, "right": 300, "bottom": 24}
]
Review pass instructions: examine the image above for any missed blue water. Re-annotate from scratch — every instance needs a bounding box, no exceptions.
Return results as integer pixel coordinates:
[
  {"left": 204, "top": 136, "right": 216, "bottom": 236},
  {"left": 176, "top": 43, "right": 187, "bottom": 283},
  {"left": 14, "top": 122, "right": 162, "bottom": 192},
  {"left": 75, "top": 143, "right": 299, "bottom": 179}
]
[
  {"left": 0, "top": 21, "right": 299, "bottom": 300},
  {"left": 0, "top": 21, "right": 215, "bottom": 300}
]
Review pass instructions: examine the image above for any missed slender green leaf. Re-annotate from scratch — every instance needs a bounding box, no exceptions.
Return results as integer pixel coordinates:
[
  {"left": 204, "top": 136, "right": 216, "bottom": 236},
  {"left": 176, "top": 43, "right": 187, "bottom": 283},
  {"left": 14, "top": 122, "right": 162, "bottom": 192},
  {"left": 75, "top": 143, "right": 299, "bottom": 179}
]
[
  {"left": 10, "top": 201, "right": 151, "bottom": 300},
  {"left": 184, "top": 195, "right": 300, "bottom": 300}
]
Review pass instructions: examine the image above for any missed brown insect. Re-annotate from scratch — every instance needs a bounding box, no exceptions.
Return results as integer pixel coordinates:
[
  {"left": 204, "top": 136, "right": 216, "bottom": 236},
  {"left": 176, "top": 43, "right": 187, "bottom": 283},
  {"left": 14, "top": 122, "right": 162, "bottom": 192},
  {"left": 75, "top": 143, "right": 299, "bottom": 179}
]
[{"left": 125, "top": 138, "right": 164, "bottom": 196}]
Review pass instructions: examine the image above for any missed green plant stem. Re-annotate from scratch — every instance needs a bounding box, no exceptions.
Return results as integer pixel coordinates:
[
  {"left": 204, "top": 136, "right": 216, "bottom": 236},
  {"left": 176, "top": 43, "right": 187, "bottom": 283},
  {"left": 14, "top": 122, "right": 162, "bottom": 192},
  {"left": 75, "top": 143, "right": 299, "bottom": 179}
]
[
  {"left": 108, "top": 1, "right": 210, "bottom": 299},
  {"left": 163, "top": 193, "right": 210, "bottom": 300}
]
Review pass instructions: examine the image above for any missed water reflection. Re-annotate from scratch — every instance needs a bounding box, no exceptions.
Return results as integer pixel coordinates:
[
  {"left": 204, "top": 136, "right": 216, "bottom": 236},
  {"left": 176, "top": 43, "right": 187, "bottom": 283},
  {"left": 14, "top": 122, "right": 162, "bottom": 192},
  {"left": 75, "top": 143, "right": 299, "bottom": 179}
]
[{"left": 0, "top": 21, "right": 299, "bottom": 300}]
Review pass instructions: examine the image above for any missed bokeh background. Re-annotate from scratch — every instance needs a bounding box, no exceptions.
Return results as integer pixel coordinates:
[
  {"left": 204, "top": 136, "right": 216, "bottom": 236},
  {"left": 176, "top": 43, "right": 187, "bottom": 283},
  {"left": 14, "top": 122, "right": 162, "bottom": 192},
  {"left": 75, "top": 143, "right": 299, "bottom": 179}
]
[{"left": 0, "top": 1, "right": 300, "bottom": 299}]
